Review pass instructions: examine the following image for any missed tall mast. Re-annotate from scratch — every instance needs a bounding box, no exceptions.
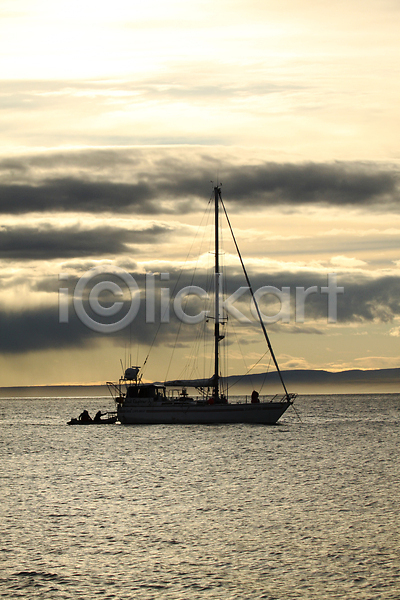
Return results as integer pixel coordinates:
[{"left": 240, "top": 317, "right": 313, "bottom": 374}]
[{"left": 213, "top": 185, "right": 220, "bottom": 401}]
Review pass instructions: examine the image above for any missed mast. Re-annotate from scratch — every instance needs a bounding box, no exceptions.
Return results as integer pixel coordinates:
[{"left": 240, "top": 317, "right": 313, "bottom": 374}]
[{"left": 213, "top": 185, "right": 220, "bottom": 401}]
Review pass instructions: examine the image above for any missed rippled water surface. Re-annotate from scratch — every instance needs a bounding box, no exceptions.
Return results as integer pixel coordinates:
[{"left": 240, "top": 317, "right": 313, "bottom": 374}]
[{"left": 1, "top": 394, "right": 399, "bottom": 599}]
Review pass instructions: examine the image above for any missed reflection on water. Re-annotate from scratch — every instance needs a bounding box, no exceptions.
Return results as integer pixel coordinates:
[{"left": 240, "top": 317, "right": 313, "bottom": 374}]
[{"left": 1, "top": 394, "right": 399, "bottom": 599}]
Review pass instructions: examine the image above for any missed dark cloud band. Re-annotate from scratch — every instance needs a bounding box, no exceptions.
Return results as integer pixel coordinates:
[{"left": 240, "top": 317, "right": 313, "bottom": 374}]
[
  {"left": 0, "top": 223, "right": 171, "bottom": 259},
  {"left": 1, "top": 270, "right": 399, "bottom": 354},
  {"left": 0, "top": 150, "right": 398, "bottom": 214}
]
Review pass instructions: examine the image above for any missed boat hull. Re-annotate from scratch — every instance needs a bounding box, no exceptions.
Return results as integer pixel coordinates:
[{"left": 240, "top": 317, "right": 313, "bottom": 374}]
[
  {"left": 67, "top": 417, "right": 118, "bottom": 425},
  {"left": 117, "top": 401, "right": 292, "bottom": 425}
]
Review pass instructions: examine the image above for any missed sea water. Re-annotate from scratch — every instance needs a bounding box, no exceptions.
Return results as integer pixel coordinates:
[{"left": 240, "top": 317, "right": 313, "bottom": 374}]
[{"left": 0, "top": 394, "right": 399, "bottom": 599}]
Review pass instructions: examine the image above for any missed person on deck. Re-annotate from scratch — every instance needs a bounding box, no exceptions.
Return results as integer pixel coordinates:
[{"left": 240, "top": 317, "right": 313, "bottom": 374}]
[
  {"left": 251, "top": 390, "right": 260, "bottom": 403},
  {"left": 93, "top": 411, "right": 103, "bottom": 422},
  {"left": 79, "top": 409, "right": 92, "bottom": 422}
]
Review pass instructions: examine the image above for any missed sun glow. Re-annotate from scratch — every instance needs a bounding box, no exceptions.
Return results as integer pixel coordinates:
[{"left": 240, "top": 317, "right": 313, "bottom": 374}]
[
  {"left": 1, "top": 0, "right": 195, "bottom": 79},
  {"left": 1, "top": 0, "right": 296, "bottom": 80}
]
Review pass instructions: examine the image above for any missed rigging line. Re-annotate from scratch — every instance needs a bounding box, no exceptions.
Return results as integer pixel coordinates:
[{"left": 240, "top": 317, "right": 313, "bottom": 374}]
[
  {"left": 165, "top": 211, "right": 211, "bottom": 381},
  {"left": 176, "top": 203, "right": 215, "bottom": 384},
  {"left": 136, "top": 334, "right": 140, "bottom": 370},
  {"left": 226, "top": 349, "right": 270, "bottom": 392},
  {"left": 226, "top": 287, "right": 273, "bottom": 394},
  {"left": 258, "top": 354, "right": 273, "bottom": 396},
  {"left": 291, "top": 402, "right": 303, "bottom": 422},
  {"left": 219, "top": 193, "right": 290, "bottom": 398},
  {"left": 176, "top": 310, "right": 206, "bottom": 381},
  {"left": 225, "top": 315, "right": 254, "bottom": 392},
  {"left": 217, "top": 207, "right": 227, "bottom": 397},
  {"left": 142, "top": 201, "right": 213, "bottom": 377},
  {"left": 163, "top": 200, "right": 214, "bottom": 382}
]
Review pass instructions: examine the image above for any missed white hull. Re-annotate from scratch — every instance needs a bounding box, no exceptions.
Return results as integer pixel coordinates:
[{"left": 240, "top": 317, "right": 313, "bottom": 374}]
[{"left": 117, "top": 400, "right": 292, "bottom": 425}]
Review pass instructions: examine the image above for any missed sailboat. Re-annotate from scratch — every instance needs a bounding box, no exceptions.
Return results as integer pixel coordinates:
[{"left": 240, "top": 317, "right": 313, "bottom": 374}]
[{"left": 107, "top": 185, "right": 296, "bottom": 424}]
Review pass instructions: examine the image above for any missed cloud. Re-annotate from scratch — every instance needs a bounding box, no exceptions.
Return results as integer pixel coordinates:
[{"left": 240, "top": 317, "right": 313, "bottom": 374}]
[
  {"left": 1, "top": 266, "right": 400, "bottom": 356},
  {"left": 0, "top": 222, "right": 173, "bottom": 259},
  {"left": 0, "top": 296, "right": 181, "bottom": 355},
  {"left": 336, "top": 275, "right": 400, "bottom": 323},
  {"left": 0, "top": 149, "right": 399, "bottom": 215},
  {"left": 0, "top": 305, "right": 95, "bottom": 353},
  {"left": 330, "top": 255, "right": 368, "bottom": 268},
  {"left": 248, "top": 271, "right": 400, "bottom": 324},
  {"left": 220, "top": 162, "right": 399, "bottom": 208}
]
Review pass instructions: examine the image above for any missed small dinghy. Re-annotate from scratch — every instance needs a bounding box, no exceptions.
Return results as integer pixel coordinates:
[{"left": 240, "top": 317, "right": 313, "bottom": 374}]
[{"left": 67, "top": 410, "right": 118, "bottom": 425}]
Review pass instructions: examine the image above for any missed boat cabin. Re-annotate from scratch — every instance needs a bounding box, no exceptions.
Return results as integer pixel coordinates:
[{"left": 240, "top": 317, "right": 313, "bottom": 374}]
[{"left": 126, "top": 384, "right": 166, "bottom": 400}]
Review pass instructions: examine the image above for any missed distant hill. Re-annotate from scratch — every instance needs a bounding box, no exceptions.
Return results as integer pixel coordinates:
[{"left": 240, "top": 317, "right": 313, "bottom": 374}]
[
  {"left": 224, "top": 367, "right": 400, "bottom": 394},
  {"left": 0, "top": 368, "right": 399, "bottom": 397}
]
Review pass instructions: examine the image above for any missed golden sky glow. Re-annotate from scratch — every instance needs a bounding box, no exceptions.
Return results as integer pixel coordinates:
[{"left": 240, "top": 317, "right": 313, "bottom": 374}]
[{"left": 0, "top": 0, "right": 399, "bottom": 387}]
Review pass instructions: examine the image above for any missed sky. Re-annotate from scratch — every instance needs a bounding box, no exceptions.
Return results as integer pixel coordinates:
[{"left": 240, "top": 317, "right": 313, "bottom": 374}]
[{"left": 0, "top": 0, "right": 399, "bottom": 388}]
